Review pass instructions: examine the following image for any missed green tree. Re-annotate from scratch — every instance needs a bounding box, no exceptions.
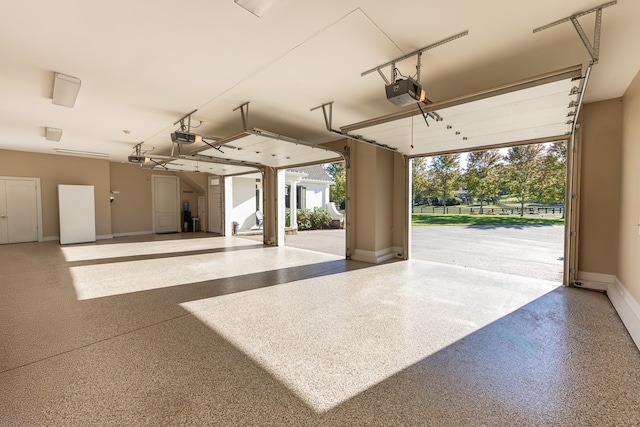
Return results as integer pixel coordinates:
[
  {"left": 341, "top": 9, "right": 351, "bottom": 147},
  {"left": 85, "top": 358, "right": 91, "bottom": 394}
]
[
  {"left": 464, "top": 149, "right": 502, "bottom": 213},
  {"left": 412, "top": 157, "right": 430, "bottom": 205},
  {"left": 537, "top": 141, "right": 566, "bottom": 204},
  {"left": 427, "top": 154, "right": 461, "bottom": 209},
  {"left": 325, "top": 162, "right": 346, "bottom": 209},
  {"left": 504, "top": 145, "right": 543, "bottom": 216}
]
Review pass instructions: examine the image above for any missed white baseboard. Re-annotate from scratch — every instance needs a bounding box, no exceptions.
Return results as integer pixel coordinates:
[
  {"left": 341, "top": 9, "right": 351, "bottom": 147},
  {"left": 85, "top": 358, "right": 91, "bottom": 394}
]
[
  {"left": 576, "top": 271, "right": 615, "bottom": 291},
  {"left": 351, "top": 247, "right": 396, "bottom": 264},
  {"left": 112, "top": 230, "right": 153, "bottom": 237},
  {"left": 392, "top": 246, "right": 404, "bottom": 259},
  {"left": 608, "top": 277, "right": 640, "bottom": 351},
  {"left": 45, "top": 234, "right": 115, "bottom": 242}
]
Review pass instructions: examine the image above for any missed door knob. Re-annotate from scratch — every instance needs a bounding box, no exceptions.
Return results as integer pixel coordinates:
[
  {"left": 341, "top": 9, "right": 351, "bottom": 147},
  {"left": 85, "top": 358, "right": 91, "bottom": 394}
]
[{"left": 0, "top": 215, "right": 5, "bottom": 218}]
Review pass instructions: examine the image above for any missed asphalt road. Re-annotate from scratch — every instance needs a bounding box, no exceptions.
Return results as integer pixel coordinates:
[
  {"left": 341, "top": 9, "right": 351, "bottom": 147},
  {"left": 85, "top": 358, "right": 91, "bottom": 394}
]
[{"left": 241, "top": 225, "right": 565, "bottom": 282}]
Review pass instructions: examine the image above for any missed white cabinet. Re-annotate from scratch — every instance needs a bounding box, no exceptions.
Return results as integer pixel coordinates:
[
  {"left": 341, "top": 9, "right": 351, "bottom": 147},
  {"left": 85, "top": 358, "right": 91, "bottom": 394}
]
[{"left": 58, "top": 185, "right": 96, "bottom": 244}]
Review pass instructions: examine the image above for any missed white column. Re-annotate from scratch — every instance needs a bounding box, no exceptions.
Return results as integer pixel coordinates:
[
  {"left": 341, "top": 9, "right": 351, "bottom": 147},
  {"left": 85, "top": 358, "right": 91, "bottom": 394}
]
[
  {"left": 323, "top": 185, "right": 330, "bottom": 208},
  {"left": 276, "top": 169, "right": 286, "bottom": 246},
  {"left": 223, "top": 176, "right": 233, "bottom": 236},
  {"left": 289, "top": 180, "right": 298, "bottom": 230}
]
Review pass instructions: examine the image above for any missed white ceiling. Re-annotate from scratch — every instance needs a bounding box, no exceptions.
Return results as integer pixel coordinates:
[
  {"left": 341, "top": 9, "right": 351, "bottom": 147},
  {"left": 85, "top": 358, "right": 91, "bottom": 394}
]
[{"left": 1, "top": 0, "right": 638, "bottom": 167}]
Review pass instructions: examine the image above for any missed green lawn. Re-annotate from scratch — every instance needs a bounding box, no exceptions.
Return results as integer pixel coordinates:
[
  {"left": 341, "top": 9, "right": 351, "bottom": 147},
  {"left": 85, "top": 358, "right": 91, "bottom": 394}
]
[{"left": 412, "top": 213, "right": 565, "bottom": 226}]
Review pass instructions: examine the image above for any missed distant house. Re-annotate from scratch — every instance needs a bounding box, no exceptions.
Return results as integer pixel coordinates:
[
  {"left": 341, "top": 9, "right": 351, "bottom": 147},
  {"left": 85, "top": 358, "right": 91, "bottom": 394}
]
[
  {"left": 229, "top": 164, "right": 335, "bottom": 232},
  {"left": 285, "top": 165, "right": 334, "bottom": 211}
]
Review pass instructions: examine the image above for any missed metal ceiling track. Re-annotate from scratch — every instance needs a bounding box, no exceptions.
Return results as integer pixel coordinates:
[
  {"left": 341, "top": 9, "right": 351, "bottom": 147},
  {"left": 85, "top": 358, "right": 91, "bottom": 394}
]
[
  {"left": 234, "top": 102, "right": 341, "bottom": 154},
  {"left": 141, "top": 153, "right": 262, "bottom": 173},
  {"left": 361, "top": 30, "right": 469, "bottom": 84},
  {"left": 311, "top": 102, "right": 398, "bottom": 153},
  {"left": 179, "top": 153, "right": 264, "bottom": 170},
  {"left": 533, "top": 0, "right": 617, "bottom": 64},
  {"left": 174, "top": 109, "right": 199, "bottom": 132}
]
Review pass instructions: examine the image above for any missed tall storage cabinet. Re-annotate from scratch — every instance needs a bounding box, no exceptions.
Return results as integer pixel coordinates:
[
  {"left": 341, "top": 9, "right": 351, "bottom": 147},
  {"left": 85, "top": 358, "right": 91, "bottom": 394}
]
[{"left": 58, "top": 184, "right": 96, "bottom": 244}]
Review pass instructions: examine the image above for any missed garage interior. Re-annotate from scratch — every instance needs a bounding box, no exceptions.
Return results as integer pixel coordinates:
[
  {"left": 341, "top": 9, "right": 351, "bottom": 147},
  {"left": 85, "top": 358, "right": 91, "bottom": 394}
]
[{"left": 2, "top": 1, "right": 640, "bottom": 424}]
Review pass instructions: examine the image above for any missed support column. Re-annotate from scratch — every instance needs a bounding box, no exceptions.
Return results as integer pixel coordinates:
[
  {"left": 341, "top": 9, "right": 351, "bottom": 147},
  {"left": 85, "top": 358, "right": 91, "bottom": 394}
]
[
  {"left": 223, "top": 176, "right": 233, "bottom": 236},
  {"left": 276, "top": 169, "right": 285, "bottom": 245},
  {"left": 262, "top": 168, "right": 286, "bottom": 246},
  {"left": 349, "top": 141, "right": 403, "bottom": 264},
  {"left": 289, "top": 180, "right": 298, "bottom": 230}
]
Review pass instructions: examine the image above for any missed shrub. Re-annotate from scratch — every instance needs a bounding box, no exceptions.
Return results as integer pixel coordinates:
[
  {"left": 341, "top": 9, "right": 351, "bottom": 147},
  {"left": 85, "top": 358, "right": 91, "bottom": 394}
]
[
  {"left": 310, "top": 207, "right": 331, "bottom": 229},
  {"left": 295, "top": 207, "right": 331, "bottom": 230},
  {"left": 296, "top": 208, "right": 312, "bottom": 230}
]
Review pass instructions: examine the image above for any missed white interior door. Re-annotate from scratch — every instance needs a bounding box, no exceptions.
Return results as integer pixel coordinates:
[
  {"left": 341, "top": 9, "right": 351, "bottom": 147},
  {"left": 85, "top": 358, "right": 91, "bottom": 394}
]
[
  {"left": 153, "top": 175, "right": 180, "bottom": 234},
  {"left": 209, "top": 178, "right": 222, "bottom": 233},
  {"left": 0, "top": 179, "right": 38, "bottom": 244}
]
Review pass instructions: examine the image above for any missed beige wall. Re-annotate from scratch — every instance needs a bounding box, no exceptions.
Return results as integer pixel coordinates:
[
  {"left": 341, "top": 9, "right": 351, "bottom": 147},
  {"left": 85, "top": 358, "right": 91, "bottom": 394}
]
[
  {"left": 109, "top": 163, "right": 209, "bottom": 235},
  {"left": 392, "top": 153, "right": 407, "bottom": 252},
  {"left": 0, "top": 151, "right": 210, "bottom": 240},
  {"left": 351, "top": 142, "right": 377, "bottom": 254},
  {"left": 374, "top": 148, "right": 394, "bottom": 251},
  {"left": 0, "top": 150, "right": 112, "bottom": 238},
  {"left": 110, "top": 162, "right": 166, "bottom": 235},
  {"left": 578, "top": 99, "right": 622, "bottom": 275},
  {"left": 618, "top": 70, "right": 640, "bottom": 303}
]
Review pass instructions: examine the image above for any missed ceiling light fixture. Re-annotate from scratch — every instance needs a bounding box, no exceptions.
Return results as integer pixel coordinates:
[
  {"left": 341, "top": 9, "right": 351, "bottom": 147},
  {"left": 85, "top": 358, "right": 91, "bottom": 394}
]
[
  {"left": 52, "top": 73, "right": 82, "bottom": 108},
  {"left": 45, "top": 127, "right": 63, "bottom": 142},
  {"left": 234, "top": 0, "right": 279, "bottom": 17},
  {"left": 54, "top": 148, "right": 109, "bottom": 158}
]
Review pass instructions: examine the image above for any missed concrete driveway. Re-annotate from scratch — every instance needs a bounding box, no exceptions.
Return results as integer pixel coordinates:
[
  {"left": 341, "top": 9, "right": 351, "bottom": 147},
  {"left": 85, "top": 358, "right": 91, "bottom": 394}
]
[
  {"left": 240, "top": 225, "right": 565, "bottom": 282},
  {"left": 410, "top": 225, "right": 564, "bottom": 282}
]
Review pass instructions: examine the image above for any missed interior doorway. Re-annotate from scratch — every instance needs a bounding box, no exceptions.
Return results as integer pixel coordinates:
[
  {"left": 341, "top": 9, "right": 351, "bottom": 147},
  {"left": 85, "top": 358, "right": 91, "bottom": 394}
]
[
  {"left": 0, "top": 177, "right": 41, "bottom": 244},
  {"left": 410, "top": 142, "right": 568, "bottom": 283},
  {"left": 152, "top": 175, "right": 180, "bottom": 234}
]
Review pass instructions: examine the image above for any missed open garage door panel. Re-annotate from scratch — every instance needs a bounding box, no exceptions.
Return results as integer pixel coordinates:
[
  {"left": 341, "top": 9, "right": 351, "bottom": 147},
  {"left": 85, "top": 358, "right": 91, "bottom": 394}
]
[
  {"left": 342, "top": 66, "right": 583, "bottom": 156},
  {"left": 196, "top": 130, "right": 343, "bottom": 170},
  {"left": 144, "top": 128, "right": 343, "bottom": 176}
]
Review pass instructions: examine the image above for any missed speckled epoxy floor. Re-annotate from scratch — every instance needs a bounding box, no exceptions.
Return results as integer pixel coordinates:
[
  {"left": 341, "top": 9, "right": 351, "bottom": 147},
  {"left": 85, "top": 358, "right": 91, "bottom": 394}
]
[{"left": 1, "top": 234, "right": 639, "bottom": 425}]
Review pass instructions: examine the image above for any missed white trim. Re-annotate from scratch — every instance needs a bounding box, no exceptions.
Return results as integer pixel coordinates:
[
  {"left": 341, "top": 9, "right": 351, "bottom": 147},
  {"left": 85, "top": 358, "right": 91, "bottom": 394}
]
[
  {"left": 576, "top": 271, "right": 615, "bottom": 291},
  {"left": 608, "top": 277, "right": 640, "bottom": 350},
  {"left": 96, "top": 234, "right": 114, "bottom": 240},
  {"left": 351, "top": 247, "right": 395, "bottom": 264},
  {"left": 113, "top": 230, "right": 153, "bottom": 237}
]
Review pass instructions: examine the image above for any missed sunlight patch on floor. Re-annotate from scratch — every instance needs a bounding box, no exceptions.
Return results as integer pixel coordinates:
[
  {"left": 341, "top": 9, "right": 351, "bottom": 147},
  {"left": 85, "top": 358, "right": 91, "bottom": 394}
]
[
  {"left": 61, "top": 236, "right": 258, "bottom": 262},
  {"left": 69, "top": 245, "right": 341, "bottom": 300},
  {"left": 180, "top": 259, "right": 560, "bottom": 412}
]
